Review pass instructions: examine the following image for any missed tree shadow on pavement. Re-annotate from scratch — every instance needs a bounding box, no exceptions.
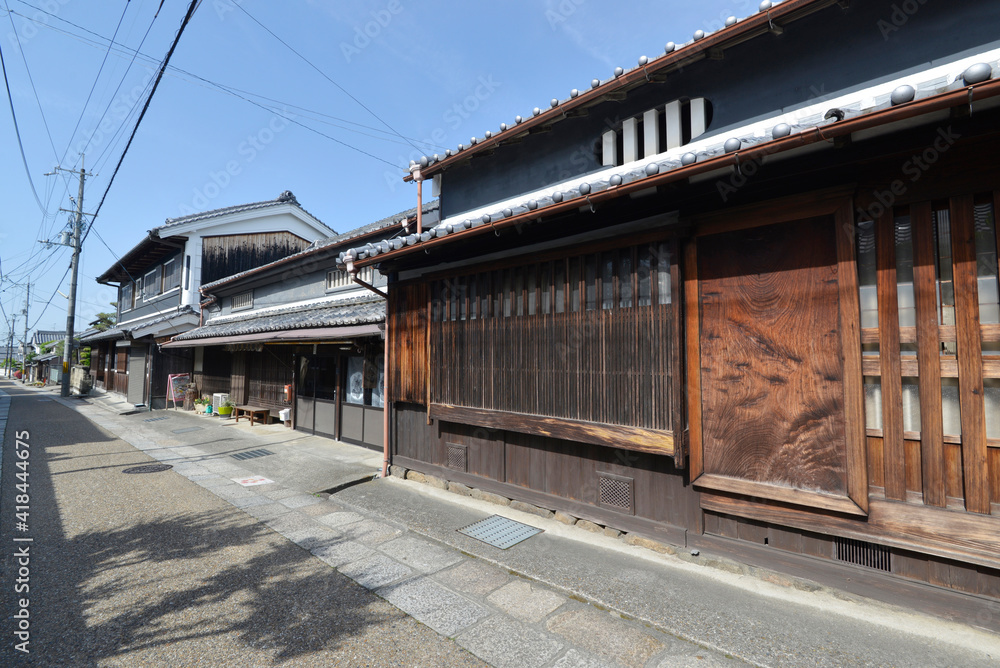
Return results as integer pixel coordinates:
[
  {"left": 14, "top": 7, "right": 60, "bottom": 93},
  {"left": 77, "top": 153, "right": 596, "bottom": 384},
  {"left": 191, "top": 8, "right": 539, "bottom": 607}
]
[{"left": 65, "top": 510, "right": 396, "bottom": 664}]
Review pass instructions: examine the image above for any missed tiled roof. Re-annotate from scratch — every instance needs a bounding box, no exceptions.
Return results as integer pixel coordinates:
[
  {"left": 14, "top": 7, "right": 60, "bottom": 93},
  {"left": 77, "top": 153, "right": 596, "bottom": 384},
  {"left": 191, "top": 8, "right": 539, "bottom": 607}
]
[
  {"left": 199, "top": 200, "right": 438, "bottom": 292},
  {"left": 171, "top": 295, "right": 384, "bottom": 341},
  {"left": 78, "top": 327, "right": 126, "bottom": 343},
  {"left": 407, "top": 0, "right": 822, "bottom": 180},
  {"left": 345, "top": 51, "right": 1000, "bottom": 266},
  {"left": 160, "top": 190, "right": 330, "bottom": 232},
  {"left": 31, "top": 331, "right": 65, "bottom": 346}
]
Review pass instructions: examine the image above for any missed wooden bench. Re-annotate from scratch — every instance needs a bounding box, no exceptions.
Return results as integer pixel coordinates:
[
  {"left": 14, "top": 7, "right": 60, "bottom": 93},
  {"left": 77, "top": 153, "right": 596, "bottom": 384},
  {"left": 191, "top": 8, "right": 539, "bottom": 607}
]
[{"left": 235, "top": 405, "right": 270, "bottom": 426}]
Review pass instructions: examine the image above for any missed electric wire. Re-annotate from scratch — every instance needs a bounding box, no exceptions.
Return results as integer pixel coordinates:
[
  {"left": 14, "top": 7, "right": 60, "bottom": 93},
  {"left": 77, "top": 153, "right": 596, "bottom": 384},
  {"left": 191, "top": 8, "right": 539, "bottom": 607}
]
[
  {"left": 7, "top": 4, "right": 443, "bottom": 154},
  {"left": 232, "top": 3, "right": 424, "bottom": 154},
  {"left": 0, "top": 37, "right": 47, "bottom": 213},
  {"left": 81, "top": 0, "right": 199, "bottom": 248},
  {"left": 58, "top": 0, "right": 130, "bottom": 167}
]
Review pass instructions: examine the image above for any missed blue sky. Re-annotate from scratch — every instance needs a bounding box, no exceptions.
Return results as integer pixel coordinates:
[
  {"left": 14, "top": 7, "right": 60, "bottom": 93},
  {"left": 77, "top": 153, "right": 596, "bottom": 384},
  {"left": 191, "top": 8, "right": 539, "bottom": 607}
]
[{"left": 0, "top": 0, "right": 751, "bottom": 338}]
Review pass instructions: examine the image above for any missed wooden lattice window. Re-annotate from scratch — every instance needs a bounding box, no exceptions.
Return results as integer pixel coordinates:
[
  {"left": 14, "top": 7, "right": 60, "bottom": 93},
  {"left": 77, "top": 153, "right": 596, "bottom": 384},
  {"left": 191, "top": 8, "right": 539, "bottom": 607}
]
[
  {"left": 856, "top": 193, "right": 999, "bottom": 514},
  {"left": 427, "top": 235, "right": 682, "bottom": 460}
]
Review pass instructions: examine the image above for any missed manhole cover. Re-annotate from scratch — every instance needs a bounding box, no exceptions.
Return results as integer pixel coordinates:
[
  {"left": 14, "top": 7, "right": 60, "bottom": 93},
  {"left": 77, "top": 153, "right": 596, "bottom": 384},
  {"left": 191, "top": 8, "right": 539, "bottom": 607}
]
[
  {"left": 458, "top": 514, "right": 543, "bottom": 549},
  {"left": 231, "top": 448, "right": 275, "bottom": 461},
  {"left": 143, "top": 416, "right": 170, "bottom": 422},
  {"left": 122, "top": 464, "right": 174, "bottom": 474}
]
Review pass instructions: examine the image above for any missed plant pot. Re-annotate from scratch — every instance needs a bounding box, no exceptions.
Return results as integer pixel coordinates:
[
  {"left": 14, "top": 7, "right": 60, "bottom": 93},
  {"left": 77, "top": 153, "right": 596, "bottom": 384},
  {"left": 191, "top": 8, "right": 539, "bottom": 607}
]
[{"left": 218, "top": 406, "right": 233, "bottom": 418}]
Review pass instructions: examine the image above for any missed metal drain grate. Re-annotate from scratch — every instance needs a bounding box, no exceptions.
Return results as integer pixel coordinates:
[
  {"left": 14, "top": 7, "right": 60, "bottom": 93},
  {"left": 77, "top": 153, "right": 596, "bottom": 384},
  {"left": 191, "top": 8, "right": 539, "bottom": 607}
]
[
  {"left": 231, "top": 448, "right": 275, "bottom": 461},
  {"left": 143, "top": 416, "right": 170, "bottom": 422},
  {"left": 171, "top": 427, "right": 203, "bottom": 434},
  {"left": 835, "top": 537, "right": 892, "bottom": 572},
  {"left": 458, "top": 514, "right": 543, "bottom": 549},
  {"left": 123, "top": 464, "right": 173, "bottom": 474}
]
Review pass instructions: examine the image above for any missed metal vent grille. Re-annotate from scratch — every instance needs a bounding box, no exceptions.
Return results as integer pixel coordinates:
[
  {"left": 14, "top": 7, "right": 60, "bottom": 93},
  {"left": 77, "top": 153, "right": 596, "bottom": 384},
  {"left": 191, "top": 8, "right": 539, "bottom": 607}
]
[
  {"left": 231, "top": 448, "right": 275, "bottom": 461},
  {"left": 597, "top": 473, "right": 634, "bottom": 514},
  {"left": 446, "top": 443, "right": 468, "bottom": 472},
  {"left": 835, "top": 537, "right": 891, "bottom": 572}
]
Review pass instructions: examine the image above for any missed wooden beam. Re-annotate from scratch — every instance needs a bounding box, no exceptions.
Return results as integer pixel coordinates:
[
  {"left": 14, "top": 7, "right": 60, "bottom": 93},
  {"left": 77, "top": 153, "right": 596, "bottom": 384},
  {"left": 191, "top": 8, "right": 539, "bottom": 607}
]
[
  {"left": 428, "top": 403, "right": 674, "bottom": 457},
  {"left": 695, "top": 474, "right": 868, "bottom": 516},
  {"left": 912, "top": 201, "right": 946, "bottom": 507},
  {"left": 876, "top": 207, "right": 906, "bottom": 501},
  {"left": 950, "top": 195, "right": 991, "bottom": 514},
  {"left": 684, "top": 238, "right": 704, "bottom": 479},
  {"left": 835, "top": 200, "right": 868, "bottom": 513},
  {"left": 701, "top": 492, "right": 1000, "bottom": 571}
]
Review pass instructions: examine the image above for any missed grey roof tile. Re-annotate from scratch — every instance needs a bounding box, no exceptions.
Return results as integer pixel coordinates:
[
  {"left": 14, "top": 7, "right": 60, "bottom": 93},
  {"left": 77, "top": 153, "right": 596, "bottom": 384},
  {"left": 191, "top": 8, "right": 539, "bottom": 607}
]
[
  {"left": 160, "top": 190, "right": 329, "bottom": 232},
  {"left": 172, "top": 295, "right": 384, "bottom": 341}
]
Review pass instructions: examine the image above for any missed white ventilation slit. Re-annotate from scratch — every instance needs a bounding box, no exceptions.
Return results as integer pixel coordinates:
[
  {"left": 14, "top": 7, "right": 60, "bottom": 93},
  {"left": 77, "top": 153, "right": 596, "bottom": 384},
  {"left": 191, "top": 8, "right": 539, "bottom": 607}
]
[
  {"left": 689, "top": 97, "right": 707, "bottom": 140},
  {"left": 602, "top": 130, "right": 618, "bottom": 167},
  {"left": 643, "top": 108, "right": 660, "bottom": 158},
  {"left": 622, "top": 117, "right": 639, "bottom": 163},
  {"left": 665, "top": 100, "right": 683, "bottom": 150}
]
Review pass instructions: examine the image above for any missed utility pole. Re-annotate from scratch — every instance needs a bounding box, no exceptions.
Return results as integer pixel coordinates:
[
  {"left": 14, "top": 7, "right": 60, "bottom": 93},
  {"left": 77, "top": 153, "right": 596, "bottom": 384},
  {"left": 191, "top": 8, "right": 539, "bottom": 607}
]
[
  {"left": 3, "top": 315, "right": 14, "bottom": 378},
  {"left": 21, "top": 282, "right": 28, "bottom": 384},
  {"left": 61, "top": 160, "right": 86, "bottom": 397}
]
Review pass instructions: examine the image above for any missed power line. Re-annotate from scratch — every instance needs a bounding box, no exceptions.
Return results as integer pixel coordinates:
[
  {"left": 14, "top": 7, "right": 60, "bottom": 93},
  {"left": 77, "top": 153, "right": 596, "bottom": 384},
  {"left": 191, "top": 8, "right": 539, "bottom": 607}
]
[
  {"left": 82, "top": 0, "right": 199, "bottom": 248},
  {"left": 0, "top": 36, "right": 47, "bottom": 213},
  {"left": 82, "top": 1, "right": 163, "bottom": 160},
  {"left": 7, "top": 4, "right": 441, "bottom": 156},
  {"left": 59, "top": 0, "right": 130, "bottom": 166},
  {"left": 232, "top": 3, "right": 423, "bottom": 155}
]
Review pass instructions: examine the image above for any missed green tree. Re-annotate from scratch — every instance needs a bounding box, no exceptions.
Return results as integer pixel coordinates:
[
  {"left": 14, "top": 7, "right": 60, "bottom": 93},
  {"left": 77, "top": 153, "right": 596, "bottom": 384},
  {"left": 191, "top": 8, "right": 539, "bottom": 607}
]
[{"left": 92, "top": 302, "right": 118, "bottom": 332}]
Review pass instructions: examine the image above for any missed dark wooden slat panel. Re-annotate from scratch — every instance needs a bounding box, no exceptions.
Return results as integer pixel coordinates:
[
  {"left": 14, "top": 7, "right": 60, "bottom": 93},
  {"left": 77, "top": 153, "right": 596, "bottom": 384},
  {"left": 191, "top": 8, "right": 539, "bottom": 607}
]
[
  {"left": 867, "top": 435, "right": 885, "bottom": 490},
  {"left": 429, "top": 403, "right": 674, "bottom": 456},
  {"left": 912, "top": 201, "right": 947, "bottom": 507},
  {"left": 876, "top": 208, "right": 906, "bottom": 501},
  {"left": 944, "top": 442, "right": 964, "bottom": 502},
  {"left": 949, "top": 194, "right": 991, "bottom": 514}
]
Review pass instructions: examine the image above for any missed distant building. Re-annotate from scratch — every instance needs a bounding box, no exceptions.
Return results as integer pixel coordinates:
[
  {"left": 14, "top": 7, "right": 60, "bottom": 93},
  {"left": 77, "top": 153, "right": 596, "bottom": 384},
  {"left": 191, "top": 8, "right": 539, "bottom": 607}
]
[{"left": 84, "top": 191, "right": 335, "bottom": 408}]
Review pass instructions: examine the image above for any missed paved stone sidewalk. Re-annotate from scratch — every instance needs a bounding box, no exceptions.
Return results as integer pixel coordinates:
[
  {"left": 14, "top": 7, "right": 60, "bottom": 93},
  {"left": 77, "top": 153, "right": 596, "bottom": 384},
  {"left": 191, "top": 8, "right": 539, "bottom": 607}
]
[
  {"left": 29, "top": 385, "right": 1000, "bottom": 668},
  {"left": 51, "top": 389, "right": 744, "bottom": 668}
]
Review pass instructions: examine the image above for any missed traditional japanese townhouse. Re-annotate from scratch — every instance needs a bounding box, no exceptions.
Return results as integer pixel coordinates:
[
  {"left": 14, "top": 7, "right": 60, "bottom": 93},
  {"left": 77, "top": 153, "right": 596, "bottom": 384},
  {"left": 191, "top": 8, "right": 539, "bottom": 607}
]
[
  {"left": 161, "top": 202, "right": 438, "bottom": 451},
  {"left": 87, "top": 191, "right": 335, "bottom": 408},
  {"left": 344, "top": 0, "right": 1000, "bottom": 622}
]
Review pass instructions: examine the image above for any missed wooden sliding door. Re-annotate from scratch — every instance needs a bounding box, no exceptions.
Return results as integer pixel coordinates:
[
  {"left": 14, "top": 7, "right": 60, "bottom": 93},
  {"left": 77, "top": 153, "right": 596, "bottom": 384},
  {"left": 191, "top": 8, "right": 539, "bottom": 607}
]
[{"left": 687, "top": 191, "right": 867, "bottom": 515}]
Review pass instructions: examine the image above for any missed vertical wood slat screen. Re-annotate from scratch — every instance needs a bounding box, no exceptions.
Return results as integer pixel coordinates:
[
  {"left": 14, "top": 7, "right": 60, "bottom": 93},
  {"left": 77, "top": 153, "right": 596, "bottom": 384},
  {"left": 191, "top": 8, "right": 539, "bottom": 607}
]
[
  {"left": 428, "top": 241, "right": 675, "bottom": 432},
  {"left": 388, "top": 282, "right": 429, "bottom": 404},
  {"left": 858, "top": 192, "right": 999, "bottom": 515}
]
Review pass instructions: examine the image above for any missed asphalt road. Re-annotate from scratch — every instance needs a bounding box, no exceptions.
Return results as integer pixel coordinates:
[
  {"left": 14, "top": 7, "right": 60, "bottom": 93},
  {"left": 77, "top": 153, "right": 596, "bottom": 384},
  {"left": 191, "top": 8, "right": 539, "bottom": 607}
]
[{"left": 0, "top": 383, "right": 485, "bottom": 666}]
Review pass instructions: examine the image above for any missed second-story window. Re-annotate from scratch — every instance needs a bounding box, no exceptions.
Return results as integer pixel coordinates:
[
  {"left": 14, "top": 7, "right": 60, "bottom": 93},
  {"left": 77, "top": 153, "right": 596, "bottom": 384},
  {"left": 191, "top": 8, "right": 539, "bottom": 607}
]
[
  {"left": 143, "top": 268, "right": 160, "bottom": 301},
  {"left": 121, "top": 283, "right": 133, "bottom": 312},
  {"left": 163, "top": 259, "right": 181, "bottom": 291}
]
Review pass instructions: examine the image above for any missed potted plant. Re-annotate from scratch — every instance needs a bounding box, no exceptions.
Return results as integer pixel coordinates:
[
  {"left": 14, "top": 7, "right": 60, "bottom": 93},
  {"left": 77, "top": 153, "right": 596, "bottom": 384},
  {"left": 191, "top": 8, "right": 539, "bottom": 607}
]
[{"left": 217, "top": 400, "right": 234, "bottom": 418}]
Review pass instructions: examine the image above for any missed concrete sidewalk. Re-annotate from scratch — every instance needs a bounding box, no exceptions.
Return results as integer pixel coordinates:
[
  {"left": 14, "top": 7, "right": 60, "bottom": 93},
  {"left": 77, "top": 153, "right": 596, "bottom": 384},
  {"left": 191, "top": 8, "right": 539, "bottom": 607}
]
[{"left": 25, "top": 383, "right": 1000, "bottom": 667}]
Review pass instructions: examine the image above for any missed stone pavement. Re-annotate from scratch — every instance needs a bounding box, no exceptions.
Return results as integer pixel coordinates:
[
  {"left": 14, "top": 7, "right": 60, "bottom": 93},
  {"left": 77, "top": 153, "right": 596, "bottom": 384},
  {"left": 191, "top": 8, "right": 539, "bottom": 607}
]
[{"left": 21, "top": 383, "right": 1000, "bottom": 667}]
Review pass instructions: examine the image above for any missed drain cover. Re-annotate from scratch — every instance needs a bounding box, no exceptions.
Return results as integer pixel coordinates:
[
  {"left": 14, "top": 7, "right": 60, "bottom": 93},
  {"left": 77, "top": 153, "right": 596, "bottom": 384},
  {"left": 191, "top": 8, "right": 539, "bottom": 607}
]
[
  {"left": 458, "top": 514, "right": 543, "bottom": 549},
  {"left": 123, "top": 464, "right": 173, "bottom": 474},
  {"left": 144, "top": 416, "right": 170, "bottom": 422},
  {"left": 231, "top": 448, "right": 275, "bottom": 461},
  {"left": 171, "top": 427, "right": 203, "bottom": 434}
]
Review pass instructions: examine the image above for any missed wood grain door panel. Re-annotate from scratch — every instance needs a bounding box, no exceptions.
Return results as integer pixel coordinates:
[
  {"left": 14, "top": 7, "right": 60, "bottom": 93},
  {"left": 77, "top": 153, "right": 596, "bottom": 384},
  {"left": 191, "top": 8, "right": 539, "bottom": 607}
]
[{"left": 695, "top": 215, "right": 863, "bottom": 514}]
